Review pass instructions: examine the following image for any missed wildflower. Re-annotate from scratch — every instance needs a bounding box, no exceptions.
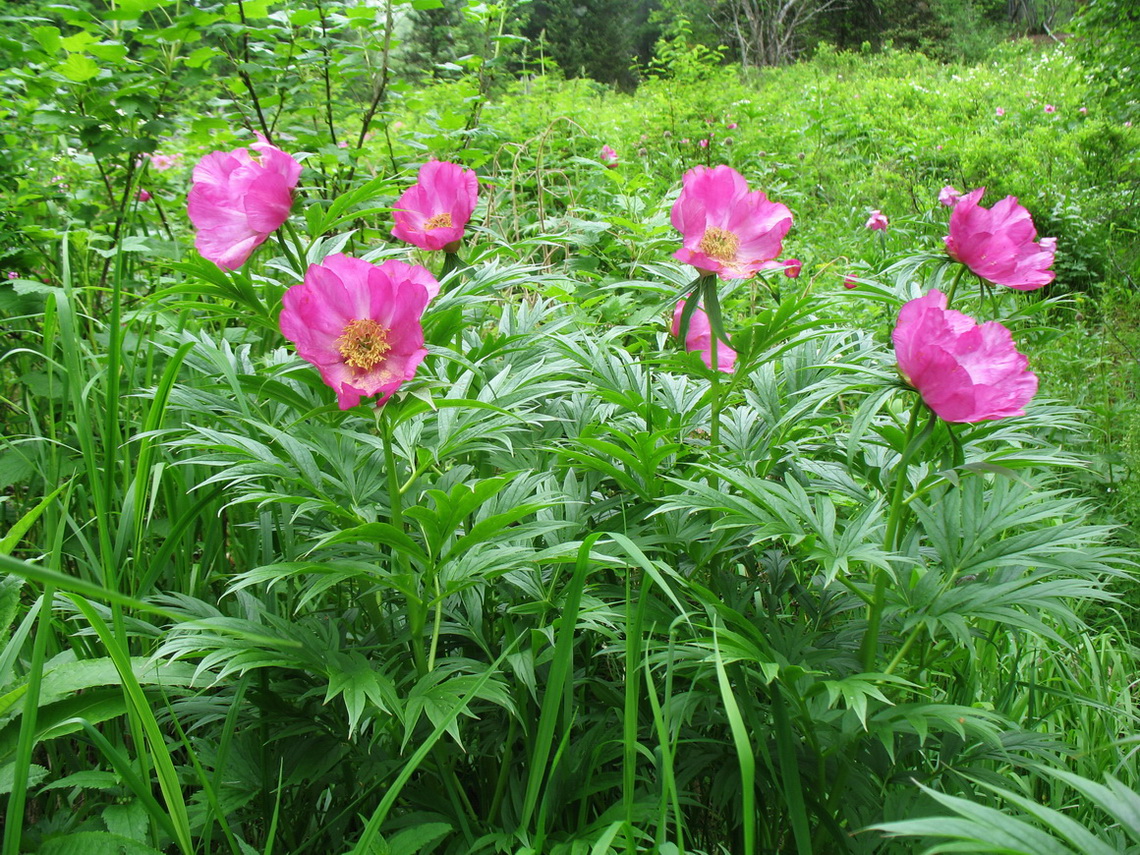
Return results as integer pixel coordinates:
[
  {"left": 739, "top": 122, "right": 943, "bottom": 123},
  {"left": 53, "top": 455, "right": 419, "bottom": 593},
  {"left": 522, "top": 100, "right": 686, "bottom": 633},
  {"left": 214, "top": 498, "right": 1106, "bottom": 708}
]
[
  {"left": 279, "top": 254, "right": 439, "bottom": 410},
  {"left": 1044, "top": 104, "right": 1056, "bottom": 114},
  {"left": 783, "top": 258, "right": 802, "bottom": 278},
  {"left": 944, "top": 187, "right": 1055, "bottom": 290},
  {"left": 1079, "top": 106, "right": 1088, "bottom": 115},
  {"left": 391, "top": 160, "right": 478, "bottom": 253},
  {"left": 893, "top": 289, "right": 1037, "bottom": 422},
  {"left": 337, "top": 141, "right": 349, "bottom": 149},
  {"left": 7, "top": 271, "right": 18, "bottom": 280},
  {"left": 939, "top": 185, "right": 961, "bottom": 207},
  {"left": 995, "top": 107, "right": 1005, "bottom": 117},
  {"left": 600, "top": 144, "right": 619, "bottom": 167},
  {"left": 843, "top": 275, "right": 858, "bottom": 289},
  {"left": 148, "top": 153, "right": 182, "bottom": 172},
  {"left": 699, "top": 139, "right": 709, "bottom": 149},
  {"left": 137, "top": 189, "right": 152, "bottom": 202},
  {"left": 671, "top": 165, "right": 793, "bottom": 280},
  {"left": 672, "top": 300, "right": 736, "bottom": 373},
  {"left": 187, "top": 134, "right": 302, "bottom": 271},
  {"left": 865, "top": 210, "right": 889, "bottom": 231},
  {"left": 726, "top": 122, "right": 738, "bottom": 130}
]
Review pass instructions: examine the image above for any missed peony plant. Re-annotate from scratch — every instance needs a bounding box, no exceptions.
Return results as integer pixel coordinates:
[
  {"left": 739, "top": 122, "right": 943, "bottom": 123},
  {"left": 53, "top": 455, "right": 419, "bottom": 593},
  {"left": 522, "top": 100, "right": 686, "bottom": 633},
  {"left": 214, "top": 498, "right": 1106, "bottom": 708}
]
[
  {"left": 187, "top": 134, "right": 302, "bottom": 271},
  {"left": 391, "top": 160, "right": 478, "bottom": 253},
  {"left": 944, "top": 187, "right": 1056, "bottom": 290},
  {"left": 279, "top": 254, "right": 439, "bottom": 409},
  {"left": 671, "top": 165, "right": 792, "bottom": 280},
  {"left": 892, "top": 289, "right": 1038, "bottom": 422}
]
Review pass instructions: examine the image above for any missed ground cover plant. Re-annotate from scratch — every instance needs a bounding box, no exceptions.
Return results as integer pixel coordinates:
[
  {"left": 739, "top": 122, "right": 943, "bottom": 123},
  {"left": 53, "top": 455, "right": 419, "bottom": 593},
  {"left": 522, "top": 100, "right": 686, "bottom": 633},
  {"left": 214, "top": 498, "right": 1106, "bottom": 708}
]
[{"left": 1, "top": 1, "right": 1138, "bottom": 853}]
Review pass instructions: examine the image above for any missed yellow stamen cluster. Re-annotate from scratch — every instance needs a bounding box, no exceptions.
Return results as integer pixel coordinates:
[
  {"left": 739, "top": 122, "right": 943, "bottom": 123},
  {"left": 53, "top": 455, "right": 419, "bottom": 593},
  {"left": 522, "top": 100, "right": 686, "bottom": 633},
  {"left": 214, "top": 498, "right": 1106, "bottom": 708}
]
[
  {"left": 424, "top": 212, "right": 454, "bottom": 230},
  {"left": 335, "top": 318, "right": 391, "bottom": 371},
  {"left": 698, "top": 227, "right": 740, "bottom": 261}
]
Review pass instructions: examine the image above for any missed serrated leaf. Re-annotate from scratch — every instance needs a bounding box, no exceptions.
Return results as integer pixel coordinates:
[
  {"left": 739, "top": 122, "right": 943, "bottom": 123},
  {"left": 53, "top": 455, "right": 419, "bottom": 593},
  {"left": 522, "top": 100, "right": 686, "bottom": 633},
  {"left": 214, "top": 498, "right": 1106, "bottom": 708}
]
[{"left": 59, "top": 53, "right": 100, "bottom": 82}]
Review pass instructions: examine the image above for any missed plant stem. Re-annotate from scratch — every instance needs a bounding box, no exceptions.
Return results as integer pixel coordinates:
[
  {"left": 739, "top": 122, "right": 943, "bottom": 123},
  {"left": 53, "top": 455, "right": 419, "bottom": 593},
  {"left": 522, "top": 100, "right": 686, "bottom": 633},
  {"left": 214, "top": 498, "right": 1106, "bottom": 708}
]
[
  {"left": 380, "top": 407, "right": 427, "bottom": 677},
  {"left": 860, "top": 396, "right": 927, "bottom": 671},
  {"left": 943, "top": 263, "right": 969, "bottom": 308}
]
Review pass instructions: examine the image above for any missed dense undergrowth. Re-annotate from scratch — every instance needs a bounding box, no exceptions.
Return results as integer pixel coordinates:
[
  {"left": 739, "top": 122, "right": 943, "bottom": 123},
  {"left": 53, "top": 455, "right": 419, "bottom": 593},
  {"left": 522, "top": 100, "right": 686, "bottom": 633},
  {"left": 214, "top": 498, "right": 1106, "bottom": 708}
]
[{"left": 1, "top": 2, "right": 1139, "bottom": 853}]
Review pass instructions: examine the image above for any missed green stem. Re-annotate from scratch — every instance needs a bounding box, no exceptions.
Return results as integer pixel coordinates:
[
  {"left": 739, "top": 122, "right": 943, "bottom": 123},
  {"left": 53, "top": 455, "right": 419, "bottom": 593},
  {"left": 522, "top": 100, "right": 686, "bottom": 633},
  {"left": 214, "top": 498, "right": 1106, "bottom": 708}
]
[
  {"left": 943, "top": 263, "right": 969, "bottom": 308},
  {"left": 380, "top": 408, "right": 427, "bottom": 677},
  {"left": 440, "top": 249, "right": 463, "bottom": 283},
  {"left": 274, "top": 229, "right": 304, "bottom": 277},
  {"left": 861, "top": 396, "right": 927, "bottom": 671},
  {"left": 883, "top": 622, "right": 925, "bottom": 676}
]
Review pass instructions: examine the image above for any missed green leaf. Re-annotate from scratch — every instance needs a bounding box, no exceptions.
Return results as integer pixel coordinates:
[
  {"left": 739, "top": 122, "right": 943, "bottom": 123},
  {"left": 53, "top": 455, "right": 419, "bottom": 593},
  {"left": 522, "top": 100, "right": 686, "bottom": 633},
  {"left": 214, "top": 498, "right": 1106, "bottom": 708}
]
[
  {"left": 31, "top": 25, "right": 61, "bottom": 54},
  {"left": 59, "top": 53, "right": 100, "bottom": 82}
]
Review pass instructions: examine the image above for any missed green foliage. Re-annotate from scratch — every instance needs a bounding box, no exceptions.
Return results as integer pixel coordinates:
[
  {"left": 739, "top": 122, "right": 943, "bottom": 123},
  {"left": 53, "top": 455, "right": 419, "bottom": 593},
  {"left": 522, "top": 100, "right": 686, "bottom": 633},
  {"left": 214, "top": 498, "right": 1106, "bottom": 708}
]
[{"left": 0, "top": 5, "right": 1137, "bottom": 855}]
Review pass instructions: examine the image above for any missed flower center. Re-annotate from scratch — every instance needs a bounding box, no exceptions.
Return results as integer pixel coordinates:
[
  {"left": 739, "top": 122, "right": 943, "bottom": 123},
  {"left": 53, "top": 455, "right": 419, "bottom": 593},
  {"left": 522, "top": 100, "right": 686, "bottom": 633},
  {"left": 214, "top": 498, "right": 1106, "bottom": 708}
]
[
  {"left": 424, "top": 212, "right": 454, "bottom": 230},
  {"left": 698, "top": 227, "right": 739, "bottom": 261},
  {"left": 335, "top": 318, "right": 391, "bottom": 371}
]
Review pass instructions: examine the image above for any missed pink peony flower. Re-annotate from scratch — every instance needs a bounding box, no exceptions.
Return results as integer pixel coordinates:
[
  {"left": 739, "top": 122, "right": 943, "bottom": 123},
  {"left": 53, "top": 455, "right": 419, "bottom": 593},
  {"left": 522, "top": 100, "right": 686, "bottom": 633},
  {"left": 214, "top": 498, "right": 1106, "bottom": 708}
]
[
  {"left": 391, "top": 160, "right": 478, "bottom": 252},
  {"left": 671, "top": 300, "right": 736, "bottom": 373},
  {"left": 600, "top": 144, "right": 619, "bottom": 167},
  {"left": 865, "top": 210, "right": 889, "bottom": 231},
  {"left": 279, "top": 254, "right": 439, "bottom": 410},
  {"left": 943, "top": 187, "right": 1055, "bottom": 290},
  {"left": 995, "top": 107, "right": 1005, "bottom": 117},
  {"left": 671, "top": 165, "right": 793, "bottom": 280},
  {"left": 137, "top": 189, "right": 152, "bottom": 202},
  {"left": 893, "top": 289, "right": 1037, "bottom": 423},
  {"left": 938, "top": 185, "right": 961, "bottom": 207},
  {"left": 187, "top": 134, "right": 302, "bottom": 271},
  {"left": 148, "top": 152, "right": 183, "bottom": 172},
  {"left": 1044, "top": 104, "right": 1056, "bottom": 114},
  {"left": 783, "top": 258, "right": 802, "bottom": 278}
]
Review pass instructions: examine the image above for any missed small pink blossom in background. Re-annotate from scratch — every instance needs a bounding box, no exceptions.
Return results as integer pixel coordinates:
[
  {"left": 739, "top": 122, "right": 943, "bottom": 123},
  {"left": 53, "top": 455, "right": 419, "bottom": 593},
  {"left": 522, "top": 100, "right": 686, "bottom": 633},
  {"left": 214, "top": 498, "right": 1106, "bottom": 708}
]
[
  {"left": 1126, "top": 121, "right": 1134, "bottom": 128},
  {"left": 187, "top": 134, "right": 302, "bottom": 271},
  {"left": 699, "top": 139, "right": 709, "bottom": 149},
  {"left": 843, "top": 275, "right": 858, "bottom": 290},
  {"left": 783, "top": 258, "right": 802, "bottom": 278},
  {"left": 1044, "top": 104, "right": 1056, "bottom": 114},
  {"left": 893, "top": 289, "right": 1037, "bottom": 423},
  {"left": 1079, "top": 106, "right": 1088, "bottom": 114},
  {"left": 148, "top": 153, "right": 182, "bottom": 172},
  {"left": 337, "top": 141, "right": 349, "bottom": 149},
  {"left": 939, "top": 185, "right": 961, "bottom": 207},
  {"left": 671, "top": 300, "right": 736, "bottom": 373},
  {"left": 7, "top": 271, "right": 18, "bottom": 280},
  {"left": 944, "top": 187, "right": 1055, "bottom": 290},
  {"left": 50, "top": 175, "right": 65, "bottom": 184},
  {"left": 279, "top": 254, "right": 438, "bottom": 410},
  {"left": 680, "top": 138, "right": 689, "bottom": 145},
  {"left": 391, "top": 160, "right": 478, "bottom": 253},
  {"left": 726, "top": 122, "right": 738, "bottom": 130},
  {"left": 599, "top": 144, "right": 619, "bottom": 167},
  {"left": 865, "top": 210, "right": 889, "bottom": 231},
  {"left": 995, "top": 107, "right": 1005, "bottom": 116},
  {"left": 137, "top": 189, "right": 152, "bottom": 202},
  {"left": 671, "top": 164, "right": 793, "bottom": 280}
]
